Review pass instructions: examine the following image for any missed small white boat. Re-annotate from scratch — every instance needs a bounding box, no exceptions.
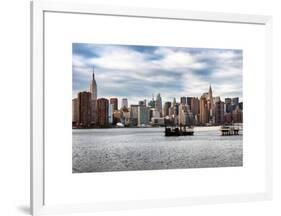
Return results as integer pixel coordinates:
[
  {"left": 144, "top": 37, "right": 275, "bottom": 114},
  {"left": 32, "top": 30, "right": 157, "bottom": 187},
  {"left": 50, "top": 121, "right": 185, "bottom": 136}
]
[{"left": 116, "top": 122, "right": 124, "bottom": 128}]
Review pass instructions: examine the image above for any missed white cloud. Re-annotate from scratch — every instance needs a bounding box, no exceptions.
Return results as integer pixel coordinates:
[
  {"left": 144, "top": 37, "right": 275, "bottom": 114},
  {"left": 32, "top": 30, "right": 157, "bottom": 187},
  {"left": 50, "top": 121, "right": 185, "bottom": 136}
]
[
  {"left": 72, "top": 44, "right": 243, "bottom": 104},
  {"left": 88, "top": 46, "right": 147, "bottom": 71},
  {"left": 153, "top": 47, "right": 207, "bottom": 70}
]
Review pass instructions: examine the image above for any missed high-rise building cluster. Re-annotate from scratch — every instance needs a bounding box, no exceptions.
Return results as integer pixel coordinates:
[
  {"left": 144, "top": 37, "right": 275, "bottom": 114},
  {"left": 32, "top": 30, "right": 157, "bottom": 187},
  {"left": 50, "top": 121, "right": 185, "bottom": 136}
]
[{"left": 72, "top": 69, "right": 243, "bottom": 128}]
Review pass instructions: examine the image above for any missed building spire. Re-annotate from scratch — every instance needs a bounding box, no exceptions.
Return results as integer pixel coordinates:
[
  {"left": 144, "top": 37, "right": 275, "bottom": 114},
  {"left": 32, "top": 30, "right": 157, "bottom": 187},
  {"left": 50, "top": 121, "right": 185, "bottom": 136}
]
[
  {"left": 173, "top": 97, "right": 176, "bottom": 106},
  {"left": 92, "top": 67, "right": 95, "bottom": 79},
  {"left": 90, "top": 66, "right": 97, "bottom": 100},
  {"left": 209, "top": 84, "right": 212, "bottom": 96}
]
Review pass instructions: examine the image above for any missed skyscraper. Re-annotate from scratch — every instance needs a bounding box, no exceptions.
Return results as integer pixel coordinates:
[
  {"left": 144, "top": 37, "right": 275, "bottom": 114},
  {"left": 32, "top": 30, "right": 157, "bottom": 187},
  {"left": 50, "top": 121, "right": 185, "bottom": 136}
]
[
  {"left": 199, "top": 95, "right": 209, "bottom": 125},
  {"left": 72, "top": 98, "right": 78, "bottom": 125},
  {"left": 231, "top": 97, "right": 239, "bottom": 111},
  {"left": 130, "top": 105, "right": 139, "bottom": 126},
  {"left": 108, "top": 103, "right": 114, "bottom": 124},
  {"left": 77, "top": 91, "right": 92, "bottom": 128},
  {"left": 178, "top": 104, "right": 188, "bottom": 126},
  {"left": 163, "top": 101, "right": 171, "bottom": 117},
  {"left": 148, "top": 95, "right": 155, "bottom": 108},
  {"left": 239, "top": 102, "right": 243, "bottom": 110},
  {"left": 213, "top": 96, "right": 221, "bottom": 104},
  {"left": 225, "top": 98, "right": 232, "bottom": 113},
  {"left": 155, "top": 93, "right": 162, "bottom": 117},
  {"left": 97, "top": 98, "right": 109, "bottom": 127},
  {"left": 121, "top": 98, "right": 128, "bottom": 108},
  {"left": 191, "top": 97, "right": 199, "bottom": 115},
  {"left": 191, "top": 97, "right": 200, "bottom": 124},
  {"left": 208, "top": 85, "right": 213, "bottom": 100},
  {"left": 110, "top": 98, "right": 118, "bottom": 111},
  {"left": 180, "top": 97, "right": 187, "bottom": 105},
  {"left": 90, "top": 100, "right": 97, "bottom": 126},
  {"left": 187, "top": 97, "right": 192, "bottom": 108},
  {"left": 208, "top": 85, "right": 214, "bottom": 121},
  {"left": 143, "top": 99, "right": 147, "bottom": 107},
  {"left": 172, "top": 98, "right": 176, "bottom": 107},
  {"left": 138, "top": 105, "right": 150, "bottom": 126},
  {"left": 215, "top": 101, "right": 224, "bottom": 125},
  {"left": 89, "top": 68, "right": 97, "bottom": 125},
  {"left": 138, "top": 100, "right": 145, "bottom": 106},
  {"left": 175, "top": 103, "right": 179, "bottom": 116},
  {"left": 232, "top": 106, "right": 243, "bottom": 123},
  {"left": 232, "top": 97, "right": 239, "bottom": 106}
]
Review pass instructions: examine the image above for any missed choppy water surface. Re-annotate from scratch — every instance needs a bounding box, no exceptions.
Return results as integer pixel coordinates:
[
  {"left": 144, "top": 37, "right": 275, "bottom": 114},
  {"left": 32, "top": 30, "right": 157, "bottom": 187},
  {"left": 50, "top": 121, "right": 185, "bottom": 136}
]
[{"left": 72, "top": 127, "right": 242, "bottom": 173}]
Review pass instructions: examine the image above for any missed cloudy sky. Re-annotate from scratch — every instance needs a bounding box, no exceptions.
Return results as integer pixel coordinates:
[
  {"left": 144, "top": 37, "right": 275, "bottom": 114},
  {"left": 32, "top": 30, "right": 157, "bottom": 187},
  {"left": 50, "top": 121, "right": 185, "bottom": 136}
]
[{"left": 72, "top": 43, "right": 242, "bottom": 106}]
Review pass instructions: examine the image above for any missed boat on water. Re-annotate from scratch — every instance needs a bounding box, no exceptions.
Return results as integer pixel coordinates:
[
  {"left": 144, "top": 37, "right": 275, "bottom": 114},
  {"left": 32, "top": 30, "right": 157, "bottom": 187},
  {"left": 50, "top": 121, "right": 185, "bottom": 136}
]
[
  {"left": 220, "top": 125, "right": 239, "bottom": 136},
  {"left": 165, "top": 126, "right": 194, "bottom": 136},
  {"left": 164, "top": 118, "right": 194, "bottom": 136},
  {"left": 116, "top": 122, "right": 125, "bottom": 128}
]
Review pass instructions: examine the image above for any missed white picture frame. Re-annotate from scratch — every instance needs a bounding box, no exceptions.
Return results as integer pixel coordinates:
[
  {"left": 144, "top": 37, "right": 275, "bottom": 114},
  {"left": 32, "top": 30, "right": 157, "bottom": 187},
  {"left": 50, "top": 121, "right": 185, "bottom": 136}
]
[{"left": 31, "top": 0, "right": 273, "bottom": 215}]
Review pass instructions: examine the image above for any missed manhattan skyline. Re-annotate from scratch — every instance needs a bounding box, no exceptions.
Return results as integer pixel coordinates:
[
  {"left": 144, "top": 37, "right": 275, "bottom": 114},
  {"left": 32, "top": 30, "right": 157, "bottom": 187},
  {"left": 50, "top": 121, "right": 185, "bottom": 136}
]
[{"left": 73, "top": 43, "right": 243, "bottom": 107}]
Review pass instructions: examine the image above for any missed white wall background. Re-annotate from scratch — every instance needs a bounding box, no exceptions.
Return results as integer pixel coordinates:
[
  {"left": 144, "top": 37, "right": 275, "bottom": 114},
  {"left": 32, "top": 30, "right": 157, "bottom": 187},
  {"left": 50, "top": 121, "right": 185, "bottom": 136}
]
[{"left": 0, "top": 0, "right": 280, "bottom": 216}]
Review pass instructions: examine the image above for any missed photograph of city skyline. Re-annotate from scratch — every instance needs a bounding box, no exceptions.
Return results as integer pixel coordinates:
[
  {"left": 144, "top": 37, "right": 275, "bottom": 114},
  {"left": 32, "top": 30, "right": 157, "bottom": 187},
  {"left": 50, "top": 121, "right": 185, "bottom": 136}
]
[{"left": 72, "top": 43, "right": 243, "bottom": 173}]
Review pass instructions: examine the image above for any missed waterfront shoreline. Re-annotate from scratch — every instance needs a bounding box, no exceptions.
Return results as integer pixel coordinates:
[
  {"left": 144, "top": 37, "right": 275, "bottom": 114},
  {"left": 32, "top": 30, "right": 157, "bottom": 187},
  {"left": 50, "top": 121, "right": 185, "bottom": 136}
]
[{"left": 72, "top": 124, "right": 241, "bottom": 130}]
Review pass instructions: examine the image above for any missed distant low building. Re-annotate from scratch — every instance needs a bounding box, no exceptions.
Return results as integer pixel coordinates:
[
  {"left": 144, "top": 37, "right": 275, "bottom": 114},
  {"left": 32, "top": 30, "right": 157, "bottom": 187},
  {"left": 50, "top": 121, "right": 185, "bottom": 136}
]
[
  {"left": 224, "top": 113, "right": 232, "bottom": 124},
  {"left": 151, "top": 117, "right": 165, "bottom": 126},
  {"left": 113, "top": 110, "right": 122, "bottom": 125},
  {"left": 153, "top": 109, "right": 161, "bottom": 118},
  {"left": 122, "top": 108, "right": 130, "bottom": 127}
]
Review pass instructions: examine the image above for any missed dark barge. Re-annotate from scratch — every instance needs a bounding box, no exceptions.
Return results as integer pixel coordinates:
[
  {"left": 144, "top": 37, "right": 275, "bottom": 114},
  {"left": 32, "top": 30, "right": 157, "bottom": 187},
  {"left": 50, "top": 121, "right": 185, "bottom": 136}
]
[
  {"left": 220, "top": 125, "right": 239, "bottom": 136},
  {"left": 165, "top": 126, "right": 194, "bottom": 136},
  {"left": 164, "top": 119, "right": 194, "bottom": 136}
]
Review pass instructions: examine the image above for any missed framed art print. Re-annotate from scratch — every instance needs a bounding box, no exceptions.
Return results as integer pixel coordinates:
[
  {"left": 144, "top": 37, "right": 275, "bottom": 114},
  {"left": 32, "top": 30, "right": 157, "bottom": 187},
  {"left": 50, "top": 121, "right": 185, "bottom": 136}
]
[{"left": 31, "top": 0, "right": 273, "bottom": 215}]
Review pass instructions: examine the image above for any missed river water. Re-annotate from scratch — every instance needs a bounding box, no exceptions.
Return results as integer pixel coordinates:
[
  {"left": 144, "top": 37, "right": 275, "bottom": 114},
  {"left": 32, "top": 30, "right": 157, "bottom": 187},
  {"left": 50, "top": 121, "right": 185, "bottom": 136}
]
[{"left": 72, "top": 127, "right": 242, "bottom": 173}]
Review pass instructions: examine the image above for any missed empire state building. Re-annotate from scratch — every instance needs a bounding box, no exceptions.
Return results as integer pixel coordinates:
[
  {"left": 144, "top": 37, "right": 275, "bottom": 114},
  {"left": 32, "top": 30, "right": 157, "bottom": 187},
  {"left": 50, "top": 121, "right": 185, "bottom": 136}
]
[
  {"left": 89, "top": 68, "right": 97, "bottom": 100},
  {"left": 89, "top": 67, "right": 97, "bottom": 125}
]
